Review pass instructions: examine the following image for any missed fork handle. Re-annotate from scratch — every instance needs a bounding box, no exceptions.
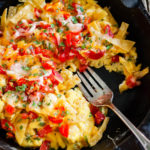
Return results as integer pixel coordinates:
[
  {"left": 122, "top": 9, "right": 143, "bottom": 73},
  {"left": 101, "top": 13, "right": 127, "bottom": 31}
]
[{"left": 109, "top": 104, "right": 150, "bottom": 150}]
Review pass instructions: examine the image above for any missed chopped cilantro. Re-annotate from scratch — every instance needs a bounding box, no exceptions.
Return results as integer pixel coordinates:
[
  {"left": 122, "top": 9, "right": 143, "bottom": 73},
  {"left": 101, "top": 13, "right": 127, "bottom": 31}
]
[
  {"left": 106, "top": 44, "right": 113, "bottom": 50},
  {"left": 81, "top": 44, "right": 86, "bottom": 49},
  {"left": 22, "top": 66, "right": 30, "bottom": 71},
  {"left": 57, "top": 28, "right": 63, "bottom": 33},
  {"left": 49, "top": 84, "right": 53, "bottom": 88},
  {"left": 16, "top": 26, "right": 19, "bottom": 29},
  {"left": 33, "top": 40, "right": 41, "bottom": 45},
  {"left": 38, "top": 102, "right": 42, "bottom": 106},
  {"left": 57, "top": 94, "right": 61, "bottom": 98},
  {"left": 68, "top": 5, "right": 74, "bottom": 10},
  {"left": 36, "top": 116, "right": 41, "bottom": 121},
  {"left": 51, "top": 24, "right": 55, "bottom": 28},
  {"left": 43, "top": 29, "right": 47, "bottom": 33},
  {"left": 59, "top": 42, "right": 65, "bottom": 47},
  {"left": 32, "top": 101, "right": 36, "bottom": 107},
  {"left": 20, "top": 125, "right": 23, "bottom": 130},
  {"left": 72, "top": 16, "right": 78, "bottom": 24},
  {"left": 34, "top": 137, "right": 40, "bottom": 141},
  {"left": 22, "top": 104, "right": 26, "bottom": 108},
  {"left": 16, "top": 84, "right": 27, "bottom": 92},
  {"left": 89, "top": 112, "right": 93, "bottom": 117},
  {"left": 39, "top": 122, "right": 45, "bottom": 126},
  {"left": 5, "top": 122, "right": 9, "bottom": 128},
  {"left": 79, "top": 6, "right": 84, "bottom": 12},
  {"left": 48, "top": 43, "right": 52, "bottom": 49}
]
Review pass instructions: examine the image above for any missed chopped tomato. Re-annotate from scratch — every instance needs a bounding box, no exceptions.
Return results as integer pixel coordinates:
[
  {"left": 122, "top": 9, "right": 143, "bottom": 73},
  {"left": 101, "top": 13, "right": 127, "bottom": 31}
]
[
  {"left": 5, "top": 84, "right": 16, "bottom": 92},
  {"left": 1, "top": 119, "right": 15, "bottom": 132},
  {"left": 40, "top": 141, "right": 50, "bottom": 150},
  {"left": 49, "top": 33, "right": 58, "bottom": 47},
  {"left": 5, "top": 105, "right": 15, "bottom": 115},
  {"left": 21, "top": 113, "right": 29, "bottom": 119},
  {"left": 17, "top": 78, "right": 26, "bottom": 86},
  {"left": 41, "top": 49, "right": 54, "bottom": 58},
  {"left": 34, "top": 8, "right": 42, "bottom": 18},
  {"left": 66, "top": 33, "right": 72, "bottom": 47},
  {"left": 83, "top": 50, "right": 105, "bottom": 60},
  {"left": 94, "top": 111, "right": 105, "bottom": 125},
  {"left": 111, "top": 55, "right": 119, "bottom": 63},
  {"left": 6, "top": 132, "right": 14, "bottom": 138},
  {"left": 12, "top": 44, "right": 17, "bottom": 50},
  {"left": 38, "top": 125, "right": 52, "bottom": 137},
  {"left": 90, "top": 104, "right": 99, "bottom": 116},
  {"left": 126, "top": 75, "right": 140, "bottom": 89},
  {"left": 0, "top": 66, "right": 6, "bottom": 74},
  {"left": 34, "top": 47, "right": 42, "bottom": 54},
  {"left": 63, "top": 13, "right": 70, "bottom": 20},
  {"left": 48, "top": 116, "right": 63, "bottom": 124},
  {"left": 104, "top": 25, "right": 114, "bottom": 38},
  {"left": 84, "top": 17, "right": 91, "bottom": 29},
  {"left": 42, "top": 61, "right": 56, "bottom": 70},
  {"left": 53, "top": 70, "right": 64, "bottom": 83},
  {"left": 28, "top": 111, "right": 38, "bottom": 120},
  {"left": 59, "top": 124, "right": 69, "bottom": 138}
]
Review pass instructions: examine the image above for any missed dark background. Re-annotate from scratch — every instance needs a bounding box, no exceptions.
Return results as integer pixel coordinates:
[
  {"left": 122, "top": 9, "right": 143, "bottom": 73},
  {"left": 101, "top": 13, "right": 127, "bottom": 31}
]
[{"left": 0, "top": 0, "right": 150, "bottom": 150}]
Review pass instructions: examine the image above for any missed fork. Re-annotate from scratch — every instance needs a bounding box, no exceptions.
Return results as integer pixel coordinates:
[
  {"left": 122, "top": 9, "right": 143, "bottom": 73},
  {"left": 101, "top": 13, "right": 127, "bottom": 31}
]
[{"left": 77, "top": 67, "right": 150, "bottom": 150}]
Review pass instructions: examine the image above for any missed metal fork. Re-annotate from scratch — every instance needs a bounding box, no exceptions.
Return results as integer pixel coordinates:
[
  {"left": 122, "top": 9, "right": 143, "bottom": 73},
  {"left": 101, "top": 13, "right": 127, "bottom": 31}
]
[{"left": 77, "top": 67, "right": 150, "bottom": 150}]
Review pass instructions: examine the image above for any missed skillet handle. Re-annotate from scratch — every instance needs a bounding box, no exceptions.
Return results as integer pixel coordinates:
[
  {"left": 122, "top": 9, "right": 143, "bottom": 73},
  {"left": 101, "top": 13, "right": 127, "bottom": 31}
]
[
  {"left": 109, "top": 104, "right": 150, "bottom": 150},
  {"left": 120, "top": 0, "right": 141, "bottom": 8}
]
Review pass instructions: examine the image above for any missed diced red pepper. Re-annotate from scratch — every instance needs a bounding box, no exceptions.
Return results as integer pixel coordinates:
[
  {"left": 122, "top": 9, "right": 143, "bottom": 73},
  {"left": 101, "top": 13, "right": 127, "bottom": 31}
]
[
  {"left": 0, "top": 66, "right": 6, "bottom": 74},
  {"left": 94, "top": 111, "right": 105, "bottom": 125},
  {"left": 38, "top": 125, "right": 52, "bottom": 137},
  {"left": 111, "top": 55, "right": 119, "bottom": 63},
  {"left": 34, "top": 8, "right": 42, "bottom": 18},
  {"left": 59, "top": 124, "right": 69, "bottom": 138},
  {"left": 6, "top": 132, "right": 14, "bottom": 138},
  {"left": 21, "top": 113, "right": 29, "bottom": 119},
  {"left": 90, "top": 104, "right": 99, "bottom": 116},
  {"left": 126, "top": 75, "right": 140, "bottom": 89},
  {"left": 5, "top": 105, "right": 15, "bottom": 115},
  {"left": 79, "top": 64, "right": 88, "bottom": 72},
  {"left": 48, "top": 116, "right": 63, "bottom": 124},
  {"left": 104, "top": 25, "right": 114, "bottom": 38},
  {"left": 83, "top": 50, "right": 105, "bottom": 60},
  {"left": 1, "top": 119, "right": 15, "bottom": 132},
  {"left": 42, "top": 61, "right": 56, "bottom": 70},
  {"left": 40, "top": 140, "right": 50, "bottom": 150},
  {"left": 28, "top": 111, "right": 38, "bottom": 120}
]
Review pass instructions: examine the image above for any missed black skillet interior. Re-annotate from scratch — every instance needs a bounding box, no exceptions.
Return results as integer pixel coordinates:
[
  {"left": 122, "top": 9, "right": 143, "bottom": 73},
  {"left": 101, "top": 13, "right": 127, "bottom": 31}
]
[{"left": 0, "top": 0, "right": 150, "bottom": 150}]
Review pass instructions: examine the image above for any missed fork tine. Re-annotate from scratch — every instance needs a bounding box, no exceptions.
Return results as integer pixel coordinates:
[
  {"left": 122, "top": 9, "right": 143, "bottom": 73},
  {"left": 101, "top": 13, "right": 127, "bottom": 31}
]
[
  {"left": 87, "top": 67, "right": 110, "bottom": 91},
  {"left": 78, "top": 83, "right": 91, "bottom": 101},
  {"left": 77, "top": 71, "right": 96, "bottom": 95},
  {"left": 83, "top": 71, "right": 103, "bottom": 95}
]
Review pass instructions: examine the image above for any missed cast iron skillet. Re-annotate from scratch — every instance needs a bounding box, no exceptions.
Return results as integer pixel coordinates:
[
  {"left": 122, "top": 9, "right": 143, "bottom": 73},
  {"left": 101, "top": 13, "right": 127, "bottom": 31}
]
[{"left": 0, "top": 0, "right": 150, "bottom": 150}]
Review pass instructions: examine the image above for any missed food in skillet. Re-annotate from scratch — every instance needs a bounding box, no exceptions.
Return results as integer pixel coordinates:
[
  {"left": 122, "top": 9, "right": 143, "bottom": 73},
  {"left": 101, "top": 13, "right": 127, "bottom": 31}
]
[{"left": 0, "top": 0, "right": 148, "bottom": 149}]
